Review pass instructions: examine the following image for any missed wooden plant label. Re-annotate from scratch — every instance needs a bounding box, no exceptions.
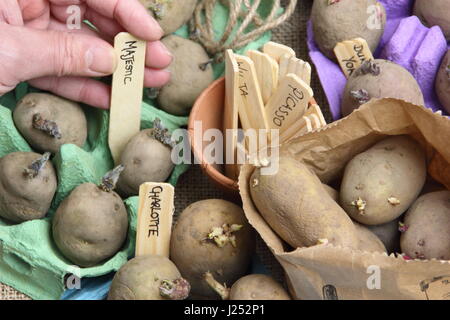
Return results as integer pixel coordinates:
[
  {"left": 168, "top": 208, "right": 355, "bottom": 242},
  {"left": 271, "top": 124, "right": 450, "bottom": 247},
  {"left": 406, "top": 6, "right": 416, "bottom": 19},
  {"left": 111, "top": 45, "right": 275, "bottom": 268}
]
[
  {"left": 135, "top": 182, "right": 175, "bottom": 258},
  {"left": 280, "top": 115, "right": 313, "bottom": 143},
  {"left": 279, "top": 53, "right": 291, "bottom": 79},
  {"left": 109, "top": 32, "right": 146, "bottom": 164},
  {"left": 289, "top": 57, "right": 312, "bottom": 87},
  {"left": 224, "top": 50, "right": 240, "bottom": 180},
  {"left": 247, "top": 50, "right": 279, "bottom": 105},
  {"left": 265, "top": 74, "right": 313, "bottom": 134},
  {"left": 234, "top": 54, "right": 269, "bottom": 132},
  {"left": 263, "top": 41, "right": 296, "bottom": 63},
  {"left": 305, "top": 104, "right": 327, "bottom": 127},
  {"left": 334, "top": 38, "right": 374, "bottom": 78}
]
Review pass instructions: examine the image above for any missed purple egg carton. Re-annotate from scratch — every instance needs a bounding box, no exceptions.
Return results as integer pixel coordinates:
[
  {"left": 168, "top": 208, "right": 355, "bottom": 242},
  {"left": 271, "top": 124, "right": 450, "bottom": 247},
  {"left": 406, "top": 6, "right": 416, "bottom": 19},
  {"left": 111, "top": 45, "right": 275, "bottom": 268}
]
[{"left": 307, "top": 0, "right": 449, "bottom": 120}]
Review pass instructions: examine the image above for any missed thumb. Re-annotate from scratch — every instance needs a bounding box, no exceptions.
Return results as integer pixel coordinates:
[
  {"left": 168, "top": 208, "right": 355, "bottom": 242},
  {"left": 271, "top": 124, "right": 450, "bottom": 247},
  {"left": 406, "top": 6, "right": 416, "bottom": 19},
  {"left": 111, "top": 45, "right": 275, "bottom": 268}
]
[{"left": 10, "top": 24, "right": 117, "bottom": 81}]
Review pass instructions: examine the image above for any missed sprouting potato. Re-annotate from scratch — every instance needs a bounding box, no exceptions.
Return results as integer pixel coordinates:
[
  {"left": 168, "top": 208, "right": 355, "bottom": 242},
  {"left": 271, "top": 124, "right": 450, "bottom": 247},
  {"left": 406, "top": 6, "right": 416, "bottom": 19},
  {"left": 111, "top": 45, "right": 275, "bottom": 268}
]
[
  {"left": 414, "top": 0, "right": 450, "bottom": 41},
  {"left": 400, "top": 191, "right": 450, "bottom": 261},
  {"left": 108, "top": 255, "right": 190, "bottom": 300},
  {"left": 139, "top": 0, "right": 197, "bottom": 35},
  {"left": 52, "top": 166, "right": 128, "bottom": 267},
  {"left": 13, "top": 93, "right": 87, "bottom": 154},
  {"left": 0, "top": 152, "right": 56, "bottom": 223},
  {"left": 250, "top": 156, "right": 358, "bottom": 249},
  {"left": 157, "top": 35, "right": 214, "bottom": 116},
  {"left": 435, "top": 50, "right": 450, "bottom": 114},
  {"left": 342, "top": 60, "right": 424, "bottom": 116},
  {"left": 340, "top": 136, "right": 426, "bottom": 225},
  {"left": 117, "top": 119, "right": 175, "bottom": 198},
  {"left": 311, "top": 0, "right": 386, "bottom": 61},
  {"left": 170, "top": 199, "right": 255, "bottom": 299}
]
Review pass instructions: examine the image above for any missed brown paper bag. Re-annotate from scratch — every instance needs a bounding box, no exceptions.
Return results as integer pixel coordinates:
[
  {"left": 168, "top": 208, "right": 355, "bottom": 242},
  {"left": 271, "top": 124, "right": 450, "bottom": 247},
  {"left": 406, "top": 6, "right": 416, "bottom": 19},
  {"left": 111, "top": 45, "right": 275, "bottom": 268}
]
[{"left": 239, "top": 98, "right": 450, "bottom": 300}]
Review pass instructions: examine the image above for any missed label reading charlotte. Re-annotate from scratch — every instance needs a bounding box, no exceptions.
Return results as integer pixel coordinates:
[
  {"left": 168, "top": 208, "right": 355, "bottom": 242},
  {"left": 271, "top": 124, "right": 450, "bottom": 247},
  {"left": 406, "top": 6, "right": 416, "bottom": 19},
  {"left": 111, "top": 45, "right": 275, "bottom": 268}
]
[
  {"left": 334, "top": 38, "right": 374, "bottom": 78},
  {"left": 147, "top": 185, "right": 162, "bottom": 237},
  {"left": 135, "top": 182, "right": 174, "bottom": 257},
  {"left": 120, "top": 41, "right": 138, "bottom": 85}
]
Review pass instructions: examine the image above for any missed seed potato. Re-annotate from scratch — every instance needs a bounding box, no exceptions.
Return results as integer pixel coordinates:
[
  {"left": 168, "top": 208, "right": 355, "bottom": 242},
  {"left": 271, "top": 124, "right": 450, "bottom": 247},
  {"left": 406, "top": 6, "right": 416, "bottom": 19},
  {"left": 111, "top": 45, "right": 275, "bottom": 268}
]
[
  {"left": 311, "top": 0, "right": 386, "bottom": 60},
  {"left": 400, "top": 191, "right": 450, "bottom": 260},
  {"left": 108, "top": 255, "right": 190, "bottom": 300},
  {"left": 342, "top": 60, "right": 424, "bottom": 116},
  {"left": 139, "top": 0, "right": 197, "bottom": 35},
  {"left": 435, "top": 50, "right": 450, "bottom": 114},
  {"left": 117, "top": 127, "right": 174, "bottom": 197},
  {"left": 367, "top": 218, "right": 401, "bottom": 254},
  {"left": 340, "top": 136, "right": 426, "bottom": 225},
  {"left": 13, "top": 93, "right": 87, "bottom": 154},
  {"left": 354, "top": 222, "right": 387, "bottom": 253},
  {"left": 170, "top": 199, "right": 255, "bottom": 299},
  {"left": 52, "top": 182, "right": 128, "bottom": 267},
  {"left": 250, "top": 156, "right": 358, "bottom": 249},
  {"left": 229, "top": 274, "right": 291, "bottom": 300},
  {"left": 158, "top": 35, "right": 214, "bottom": 116},
  {"left": 0, "top": 152, "right": 57, "bottom": 223},
  {"left": 414, "top": 0, "right": 450, "bottom": 41}
]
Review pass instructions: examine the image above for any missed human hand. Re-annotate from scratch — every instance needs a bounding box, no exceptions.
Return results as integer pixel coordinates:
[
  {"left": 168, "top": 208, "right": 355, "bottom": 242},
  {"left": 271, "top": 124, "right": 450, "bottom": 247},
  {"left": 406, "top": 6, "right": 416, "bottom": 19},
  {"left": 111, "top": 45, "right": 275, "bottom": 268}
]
[{"left": 0, "top": 0, "right": 172, "bottom": 109}]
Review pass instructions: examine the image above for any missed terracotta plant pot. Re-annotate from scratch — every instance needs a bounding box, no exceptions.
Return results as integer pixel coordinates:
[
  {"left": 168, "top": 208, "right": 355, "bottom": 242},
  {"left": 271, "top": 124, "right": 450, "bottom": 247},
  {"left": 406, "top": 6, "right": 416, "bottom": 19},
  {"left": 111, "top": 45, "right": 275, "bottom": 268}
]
[{"left": 188, "top": 77, "right": 317, "bottom": 195}]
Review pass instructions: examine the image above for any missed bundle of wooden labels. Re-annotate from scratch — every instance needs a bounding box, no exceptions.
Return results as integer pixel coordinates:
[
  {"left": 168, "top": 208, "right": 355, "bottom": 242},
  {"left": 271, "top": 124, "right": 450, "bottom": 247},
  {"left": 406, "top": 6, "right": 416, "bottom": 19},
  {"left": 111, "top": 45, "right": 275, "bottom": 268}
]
[{"left": 223, "top": 41, "right": 327, "bottom": 179}]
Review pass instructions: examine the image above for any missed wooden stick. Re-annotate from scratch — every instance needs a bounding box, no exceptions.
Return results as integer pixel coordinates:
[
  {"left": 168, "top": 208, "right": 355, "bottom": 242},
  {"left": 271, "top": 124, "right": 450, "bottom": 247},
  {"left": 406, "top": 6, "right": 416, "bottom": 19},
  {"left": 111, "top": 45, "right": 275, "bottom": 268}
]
[
  {"left": 247, "top": 50, "right": 279, "bottom": 105},
  {"left": 135, "top": 182, "right": 175, "bottom": 258},
  {"left": 280, "top": 116, "right": 313, "bottom": 143},
  {"left": 265, "top": 73, "right": 313, "bottom": 135},
  {"left": 234, "top": 54, "right": 269, "bottom": 132},
  {"left": 263, "top": 41, "right": 296, "bottom": 63},
  {"left": 109, "top": 32, "right": 146, "bottom": 164},
  {"left": 334, "top": 37, "right": 374, "bottom": 78},
  {"left": 224, "top": 50, "right": 240, "bottom": 180},
  {"left": 304, "top": 104, "right": 327, "bottom": 127}
]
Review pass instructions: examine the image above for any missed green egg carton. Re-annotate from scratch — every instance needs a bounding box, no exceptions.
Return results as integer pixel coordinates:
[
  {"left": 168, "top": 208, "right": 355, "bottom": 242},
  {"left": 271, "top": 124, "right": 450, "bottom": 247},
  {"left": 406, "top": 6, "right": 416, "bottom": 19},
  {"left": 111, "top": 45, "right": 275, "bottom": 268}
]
[
  {"left": 0, "top": 0, "right": 276, "bottom": 300},
  {"left": 0, "top": 84, "right": 189, "bottom": 300}
]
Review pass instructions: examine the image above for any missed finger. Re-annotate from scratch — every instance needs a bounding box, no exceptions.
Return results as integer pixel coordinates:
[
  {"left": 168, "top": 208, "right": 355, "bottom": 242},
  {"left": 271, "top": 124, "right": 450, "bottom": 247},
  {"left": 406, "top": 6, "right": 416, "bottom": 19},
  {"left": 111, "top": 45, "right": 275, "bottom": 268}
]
[
  {"left": 50, "top": 0, "right": 163, "bottom": 41},
  {"left": 10, "top": 24, "right": 117, "bottom": 81},
  {"left": 48, "top": 16, "right": 99, "bottom": 38},
  {"left": 29, "top": 76, "right": 111, "bottom": 109},
  {"left": 144, "top": 68, "right": 171, "bottom": 88},
  {"left": 146, "top": 40, "right": 173, "bottom": 69},
  {"left": 19, "top": 0, "right": 48, "bottom": 22},
  {"left": 77, "top": 9, "right": 173, "bottom": 69},
  {"left": 49, "top": 2, "right": 87, "bottom": 23},
  {"left": 24, "top": 4, "right": 50, "bottom": 29},
  {"left": 0, "top": 0, "right": 24, "bottom": 25}
]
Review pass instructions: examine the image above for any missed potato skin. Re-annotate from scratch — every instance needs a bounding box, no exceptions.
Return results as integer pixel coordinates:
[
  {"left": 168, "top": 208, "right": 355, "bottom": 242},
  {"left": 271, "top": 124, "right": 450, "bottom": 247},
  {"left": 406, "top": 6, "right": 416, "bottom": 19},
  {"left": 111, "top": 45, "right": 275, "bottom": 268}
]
[
  {"left": 13, "top": 93, "right": 87, "bottom": 154},
  {"left": 250, "top": 156, "right": 358, "bottom": 249},
  {"left": 0, "top": 152, "right": 57, "bottom": 223},
  {"left": 139, "top": 0, "right": 197, "bottom": 35},
  {"left": 158, "top": 35, "right": 214, "bottom": 116},
  {"left": 170, "top": 199, "right": 254, "bottom": 299},
  {"left": 52, "top": 183, "right": 128, "bottom": 267},
  {"left": 414, "top": 0, "right": 450, "bottom": 40},
  {"left": 108, "top": 255, "right": 183, "bottom": 300},
  {"left": 435, "top": 50, "right": 450, "bottom": 113},
  {"left": 117, "top": 129, "right": 174, "bottom": 197},
  {"left": 342, "top": 60, "right": 424, "bottom": 116},
  {"left": 340, "top": 136, "right": 426, "bottom": 225},
  {"left": 229, "top": 274, "right": 291, "bottom": 300},
  {"left": 367, "top": 218, "right": 401, "bottom": 254},
  {"left": 354, "top": 222, "right": 387, "bottom": 253},
  {"left": 311, "top": 0, "right": 386, "bottom": 60},
  {"left": 401, "top": 191, "right": 450, "bottom": 260}
]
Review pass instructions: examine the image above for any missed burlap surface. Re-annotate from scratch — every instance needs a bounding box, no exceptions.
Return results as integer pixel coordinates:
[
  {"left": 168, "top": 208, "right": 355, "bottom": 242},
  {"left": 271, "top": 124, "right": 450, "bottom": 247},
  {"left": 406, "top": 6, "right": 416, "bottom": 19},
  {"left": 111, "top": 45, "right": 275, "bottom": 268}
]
[{"left": 0, "top": 0, "right": 329, "bottom": 300}]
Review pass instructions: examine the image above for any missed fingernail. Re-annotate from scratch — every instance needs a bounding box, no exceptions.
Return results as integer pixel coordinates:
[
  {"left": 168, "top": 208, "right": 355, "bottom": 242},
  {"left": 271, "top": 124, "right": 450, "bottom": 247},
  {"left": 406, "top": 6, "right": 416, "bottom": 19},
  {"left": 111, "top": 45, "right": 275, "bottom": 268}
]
[
  {"left": 149, "top": 16, "right": 164, "bottom": 38},
  {"left": 157, "top": 41, "right": 173, "bottom": 60},
  {"left": 86, "top": 46, "right": 117, "bottom": 74}
]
